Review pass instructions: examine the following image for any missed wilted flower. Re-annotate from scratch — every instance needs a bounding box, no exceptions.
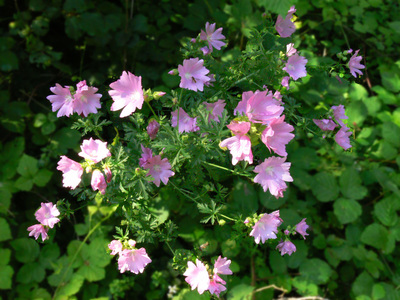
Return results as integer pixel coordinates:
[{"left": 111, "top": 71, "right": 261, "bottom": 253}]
[
  {"left": 275, "top": 6, "right": 297, "bottom": 38},
  {"left": 35, "top": 202, "right": 60, "bottom": 229},
  {"left": 108, "top": 240, "right": 123, "bottom": 255},
  {"left": 171, "top": 108, "right": 199, "bottom": 133},
  {"left": 27, "top": 224, "right": 49, "bottom": 242},
  {"left": 104, "top": 166, "right": 112, "bottom": 183},
  {"left": 57, "top": 156, "right": 83, "bottom": 189},
  {"left": 281, "top": 76, "right": 290, "bottom": 89},
  {"left": 254, "top": 156, "right": 293, "bottom": 198},
  {"left": 295, "top": 218, "right": 309, "bottom": 239},
  {"left": 335, "top": 125, "right": 352, "bottom": 150},
  {"left": 283, "top": 54, "right": 308, "bottom": 80},
  {"left": 203, "top": 99, "right": 226, "bottom": 122},
  {"left": 78, "top": 138, "right": 111, "bottom": 163},
  {"left": 109, "top": 71, "right": 144, "bottom": 118},
  {"left": 276, "top": 240, "right": 297, "bottom": 256},
  {"left": 313, "top": 119, "right": 338, "bottom": 131},
  {"left": 286, "top": 43, "right": 297, "bottom": 57},
  {"left": 348, "top": 49, "right": 365, "bottom": 78},
  {"left": 91, "top": 169, "right": 107, "bottom": 195},
  {"left": 250, "top": 211, "right": 283, "bottom": 244},
  {"left": 147, "top": 120, "right": 160, "bottom": 140},
  {"left": 178, "top": 58, "right": 210, "bottom": 91},
  {"left": 331, "top": 104, "right": 348, "bottom": 127}
]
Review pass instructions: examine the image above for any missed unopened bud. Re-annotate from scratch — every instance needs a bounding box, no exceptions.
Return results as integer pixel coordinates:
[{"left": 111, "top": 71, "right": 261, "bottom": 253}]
[{"left": 219, "top": 219, "right": 226, "bottom": 226}]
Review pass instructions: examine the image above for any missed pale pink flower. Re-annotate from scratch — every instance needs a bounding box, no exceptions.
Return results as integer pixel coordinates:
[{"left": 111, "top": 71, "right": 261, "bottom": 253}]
[
  {"left": 253, "top": 157, "right": 293, "bottom": 198},
  {"left": 286, "top": 43, "right": 297, "bottom": 57},
  {"left": 200, "top": 22, "right": 226, "bottom": 53},
  {"left": 295, "top": 218, "right": 309, "bottom": 239},
  {"left": 147, "top": 120, "right": 160, "bottom": 140},
  {"left": 220, "top": 121, "right": 253, "bottom": 165},
  {"left": 273, "top": 91, "right": 283, "bottom": 102},
  {"left": 283, "top": 54, "right": 308, "bottom": 80},
  {"left": 275, "top": 6, "right": 297, "bottom": 38},
  {"left": 276, "top": 240, "right": 296, "bottom": 256},
  {"left": 35, "top": 202, "right": 60, "bottom": 229},
  {"left": 250, "top": 211, "right": 283, "bottom": 244},
  {"left": 201, "top": 46, "right": 212, "bottom": 56},
  {"left": 205, "top": 73, "right": 216, "bottom": 87},
  {"left": 203, "top": 99, "right": 226, "bottom": 122},
  {"left": 313, "top": 119, "right": 337, "bottom": 131},
  {"left": 139, "top": 145, "right": 153, "bottom": 168},
  {"left": 213, "top": 256, "right": 232, "bottom": 275},
  {"left": 91, "top": 169, "right": 107, "bottom": 195},
  {"left": 73, "top": 80, "right": 102, "bottom": 117},
  {"left": 208, "top": 277, "right": 226, "bottom": 297},
  {"left": 281, "top": 76, "right": 290, "bottom": 89},
  {"left": 335, "top": 125, "right": 352, "bottom": 150},
  {"left": 178, "top": 58, "right": 210, "bottom": 91},
  {"left": 27, "top": 224, "right": 49, "bottom": 242},
  {"left": 108, "top": 240, "right": 123, "bottom": 255},
  {"left": 348, "top": 49, "right": 365, "bottom": 78},
  {"left": 78, "top": 138, "right": 111, "bottom": 163},
  {"left": 117, "top": 248, "right": 152, "bottom": 274},
  {"left": 246, "top": 90, "right": 284, "bottom": 124},
  {"left": 183, "top": 259, "right": 210, "bottom": 294},
  {"left": 171, "top": 108, "right": 199, "bottom": 133},
  {"left": 331, "top": 104, "right": 348, "bottom": 127},
  {"left": 104, "top": 166, "right": 112, "bottom": 183},
  {"left": 261, "top": 115, "right": 295, "bottom": 157},
  {"left": 144, "top": 155, "right": 175, "bottom": 187},
  {"left": 57, "top": 156, "right": 83, "bottom": 189},
  {"left": 109, "top": 71, "right": 144, "bottom": 118},
  {"left": 47, "top": 84, "right": 75, "bottom": 117},
  {"left": 234, "top": 91, "right": 254, "bottom": 116}
]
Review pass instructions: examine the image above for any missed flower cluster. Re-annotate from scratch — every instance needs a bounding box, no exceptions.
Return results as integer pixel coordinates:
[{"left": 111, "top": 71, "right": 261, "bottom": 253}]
[
  {"left": 247, "top": 211, "right": 309, "bottom": 256},
  {"left": 27, "top": 202, "right": 60, "bottom": 241},
  {"left": 184, "top": 256, "right": 233, "bottom": 297},
  {"left": 57, "top": 138, "right": 112, "bottom": 194},
  {"left": 313, "top": 105, "right": 352, "bottom": 150},
  {"left": 47, "top": 80, "right": 102, "bottom": 118},
  {"left": 108, "top": 239, "right": 152, "bottom": 274}
]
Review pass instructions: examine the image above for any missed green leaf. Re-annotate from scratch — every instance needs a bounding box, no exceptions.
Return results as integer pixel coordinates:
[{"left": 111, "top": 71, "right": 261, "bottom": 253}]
[
  {"left": 0, "top": 248, "right": 11, "bottom": 265},
  {"left": 312, "top": 172, "right": 339, "bottom": 202},
  {"left": 372, "top": 283, "right": 386, "bottom": 300},
  {"left": 0, "top": 137, "right": 24, "bottom": 179},
  {"left": 221, "top": 239, "right": 240, "bottom": 258},
  {"left": 269, "top": 251, "right": 287, "bottom": 274},
  {"left": 41, "top": 121, "right": 56, "bottom": 135},
  {"left": 57, "top": 274, "right": 85, "bottom": 297},
  {"left": 0, "top": 51, "right": 19, "bottom": 71},
  {"left": 349, "top": 83, "right": 368, "bottom": 101},
  {"left": 16, "top": 262, "right": 45, "bottom": 284},
  {"left": 232, "top": 180, "right": 258, "bottom": 215},
  {"left": 334, "top": 198, "right": 362, "bottom": 224},
  {"left": 352, "top": 271, "right": 373, "bottom": 296},
  {"left": 17, "top": 154, "right": 38, "bottom": 177},
  {"left": 374, "top": 196, "right": 399, "bottom": 226},
  {"left": 258, "top": 0, "right": 295, "bottom": 16},
  {"left": 33, "top": 169, "right": 53, "bottom": 187},
  {"left": 0, "top": 218, "right": 12, "bottom": 242},
  {"left": 39, "top": 244, "right": 60, "bottom": 269},
  {"left": 14, "top": 176, "right": 34, "bottom": 191},
  {"left": 339, "top": 168, "right": 367, "bottom": 200},
  {"left": 227, "top": 284, "right": 255, "bottom": 300},
  {"left": 48, "top": 256, "right": 73, "bottom": 287},
  {"left": 382, "top": 122, "right": 400, "bottom": 147},
  {"left": 0, "top": 265, "right": 13, "bottom": 289},
  {"left": 360, "top": 223, "right": 388, "bottom": 250},
  {"left": 380, "top": 64, "right": 400, "bottom": 93},
  {"left": 0, "top": 189, "right": 11, "bottom": 213},
  {"left": 292, "top": 277, "right": 319, "bottom": 296},
  {"left": 346, "top": 100, "right": 368, "bottom": 126},
  {"left": 11, "top": 238, "right": 40, "bottom": 263},
  {"left": 299, "top": 258, "right": 333, "bottom": 284}
]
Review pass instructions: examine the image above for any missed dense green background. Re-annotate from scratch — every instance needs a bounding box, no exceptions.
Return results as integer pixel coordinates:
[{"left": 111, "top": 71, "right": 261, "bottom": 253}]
[{"left": 1, "top": 0, "right": 400, "bottom": 299}]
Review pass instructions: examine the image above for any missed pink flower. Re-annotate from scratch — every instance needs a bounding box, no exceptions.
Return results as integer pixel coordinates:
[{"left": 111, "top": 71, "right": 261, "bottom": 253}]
[
  {"left": 348, "top": 49, "right": 365, "bottom": 78},
  {"left": 203, "top": 99, "right": 226, "bottom": 122},
  {"left": 295, "top": 218, "right": 309, "bottom": 239},
  {"left": 47, "top": 84, "right": 75, "bottom": 117},
  {"left": 335, "top": 125, "right": 352, "bottom": 150},
  {"left": 200, "top": 22, "right": 226, "bottom": 53},
  {"left": 261, "top": 115, "right": 295, "bottom": 157},
  {"left": 283, "top": 54, "right": 308, "bottom": 80},
  {"left": 286, "top": 43, "right": 297, "bottom": 57},
  {"left": 78, "top": 138, "right": 111, "bottom": 163},
  {"left": 201, "top": 46, "right": 212, "bottom": 56},
  {"left": 171, "top": 108, "right": 199, "bottom": 133},
  {"left": 331, "top": 104, "right": 348, "bottom": 127},
  {"left": 205, "top": 73, "right": 216, "bottom": 87},
  {"left": 91, "top": 169, "right": 107, "bottom": 195},
  {"left": 281, "top": 76, "right": 290, "bottom": 89},
  {"left": 253, "top": 157, "right": 293, "bottom": 198},
  {"left": 208, "top": 277, "right": 226, "bottom": 297},
  {"left": 117, "top": 248, "right": 152, "bottom": 274},
  {"left": 183, "top": 259, "right": 210, "bottom": 294},
  {"left": 144, "top": 155, "right": 175, "bottom": 187},
  {"left": 313, "top": 119, "right": 337, "bottom": 131},
  {"left": 234, "top": 91, "right": 254, "bottom": 116},
  {"left": 57, "top": 156, "right": 83, "bottom": 189},
  {"left": 246, "top": 91, "right": 284, "bottom": 124},
  {"left": 109, "top": 71, "right": 144, "bottom": 118},
  {"left": 139, "top": 145, "right": 153, "bottom": 168},
  {"left": 147, "top": 120, "right": 160, "bottom": 140},
  {"left": 35, "top": 203, "right": 60, "bottom": 229},
  {"left": 108, "top": 240, "right": 123, "bottom": 255},
  {"left": 276, "top": 240, "right": 296, "bottom": 256},
  {"left": 250, "top": 211, "right": 283, "bottom": 244},
  {"left": 27, "top": 224, "right": 49, "bottom": 242},
  {"left": 275, "top": 6, "right": 297, "bottom": 38},
  {"left": 178, "top": 58, "right": 210, "bottom": 91},
  {"left": 213, "top": 256, "right": 232, "bottom": 275},
  {"left": 220, "top": 121, "right": 253, "bottom": 165},
  {"left": 104, "top": 166, "right": 112, "bottom": 183},
  {"left": 73, "top": 80, "right": 102, "bottom": 117}
]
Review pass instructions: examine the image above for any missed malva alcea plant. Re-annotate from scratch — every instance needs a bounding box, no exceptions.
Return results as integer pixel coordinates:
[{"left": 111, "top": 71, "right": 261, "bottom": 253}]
[{"left": 29, "top": 6, "right": 366, "bottom": 298}]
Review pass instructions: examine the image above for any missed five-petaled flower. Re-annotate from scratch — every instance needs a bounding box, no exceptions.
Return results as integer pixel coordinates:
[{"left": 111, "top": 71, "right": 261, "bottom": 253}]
[
  {"left": 178, "top": 58, "right": 210, "bottom": 91},
  {"left": 348, "top": 49, "right": 365, "bottom": 78},
  {"left": 200, "top": 22, "right": 226, "bottom": 53},
  {"left": 283, "top": 54, "right": 308, "bottom": 80},
  {"left": 250, "top": 210, "right": 283, "bottom": 244}
]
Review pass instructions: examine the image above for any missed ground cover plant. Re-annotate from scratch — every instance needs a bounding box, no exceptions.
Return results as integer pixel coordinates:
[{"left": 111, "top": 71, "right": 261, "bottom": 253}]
[{"left": 1, "top": 1, "right": 399, "bottom": 299}]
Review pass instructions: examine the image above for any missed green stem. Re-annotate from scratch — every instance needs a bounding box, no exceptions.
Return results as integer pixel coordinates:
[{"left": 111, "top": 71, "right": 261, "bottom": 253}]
[
  {"left": 146, "top": 101, "right": 160, "bottom": 123},
  {"left": 202, "top": 161, "right": 234, "bottom": 173},
  {"left": 52, "top": 213, "right": 112, "bottom": 299},
  {"left": 169, "top": 181, "right": 199, "bottom": 203},
  {"left": 219, "top": 214, "right": 236, "bottom": 222},
  {"left": 166, "top": 241, "right": 176, "bottom": 256}
]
